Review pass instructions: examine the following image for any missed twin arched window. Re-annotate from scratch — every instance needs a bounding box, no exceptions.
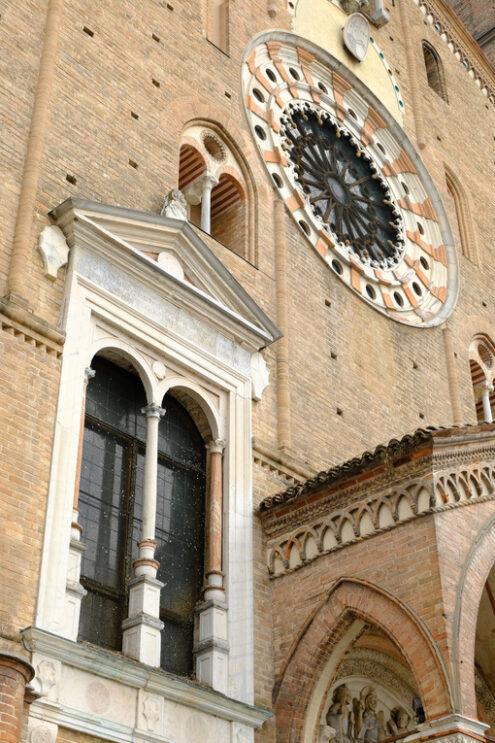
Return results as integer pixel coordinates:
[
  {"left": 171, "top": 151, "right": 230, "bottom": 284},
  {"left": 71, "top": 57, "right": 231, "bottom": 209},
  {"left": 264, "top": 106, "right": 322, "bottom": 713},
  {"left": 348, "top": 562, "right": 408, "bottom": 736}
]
[
  {"left": 78, "top": 356, "right": 206, "bottom": 676},
  {"left": 178, "top": 125, "right": 254, "bottom": 262}
]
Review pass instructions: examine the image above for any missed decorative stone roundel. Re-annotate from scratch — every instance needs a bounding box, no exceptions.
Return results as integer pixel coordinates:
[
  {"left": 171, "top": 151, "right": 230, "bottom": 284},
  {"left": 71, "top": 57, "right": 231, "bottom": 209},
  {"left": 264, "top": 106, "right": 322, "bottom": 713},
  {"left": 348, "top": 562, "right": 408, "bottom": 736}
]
[{"left": 242, "top": 32, "right": 459, "bottom": 327}]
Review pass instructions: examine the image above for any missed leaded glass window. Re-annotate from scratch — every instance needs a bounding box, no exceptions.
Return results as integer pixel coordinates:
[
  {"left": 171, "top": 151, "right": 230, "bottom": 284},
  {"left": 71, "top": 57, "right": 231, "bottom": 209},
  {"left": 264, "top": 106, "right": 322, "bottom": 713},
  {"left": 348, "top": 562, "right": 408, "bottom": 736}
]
[{"left": 78, "top": 357, "right": 206, "bottom": 676}]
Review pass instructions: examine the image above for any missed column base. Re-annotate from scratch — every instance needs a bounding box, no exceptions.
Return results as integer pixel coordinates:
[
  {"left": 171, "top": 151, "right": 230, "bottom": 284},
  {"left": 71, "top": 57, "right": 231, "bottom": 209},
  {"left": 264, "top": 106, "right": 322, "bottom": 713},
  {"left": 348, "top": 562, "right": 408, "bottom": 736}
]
[
  {"left": 62, "top": 536, "right": 87, "bottom": 640},
  {"left": 122, "top": 615, "right": 164, "bottom": 667},
  {"left": 122, "top": 574, "right": 164, "bottom": 667},
  {"left": 203, "top": 570, "right": 225, "bottom": 602},
  {"left": 194, "top": 639, "right": 229, "bottom": 694},
  {"left": 194, "top": 598, "right": 229, "bottom": 693}
]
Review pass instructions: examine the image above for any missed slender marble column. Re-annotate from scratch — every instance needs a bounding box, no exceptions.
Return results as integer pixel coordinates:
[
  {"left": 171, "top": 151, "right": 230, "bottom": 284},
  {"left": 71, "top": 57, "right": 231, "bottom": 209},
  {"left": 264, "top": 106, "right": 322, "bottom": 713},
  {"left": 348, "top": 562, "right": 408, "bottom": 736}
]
[
  {"left": 482, "top": 381, "right": 493, "bottom": 423},
  {"left": 204, "top": 439, "right": 226, "bottom": 599},
  {"left": 195, "top": 438, "right": 228, "bottom": 692},
  {"left": 64, "top": 366, "right": 94, "bottom": 640},
  {"left": 135, "top": 402, "right": 165, "bottom": 577},
  {"left": 200, "top": 175, "right": 219, "bottom": 234},
  {"left": 72, "top": 367, "right": 95, "bottom": 515},
  {"left": 122, "top": 402, "right": 165, "bottom": 666}
]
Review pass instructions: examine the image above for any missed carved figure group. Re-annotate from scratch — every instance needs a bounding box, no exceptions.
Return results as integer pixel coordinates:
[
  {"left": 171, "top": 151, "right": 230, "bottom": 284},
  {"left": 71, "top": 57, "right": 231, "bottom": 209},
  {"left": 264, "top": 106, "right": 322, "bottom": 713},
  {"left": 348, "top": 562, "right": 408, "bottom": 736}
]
[{"left": 322, "top": 685, "right": 412, "bottom": 743}]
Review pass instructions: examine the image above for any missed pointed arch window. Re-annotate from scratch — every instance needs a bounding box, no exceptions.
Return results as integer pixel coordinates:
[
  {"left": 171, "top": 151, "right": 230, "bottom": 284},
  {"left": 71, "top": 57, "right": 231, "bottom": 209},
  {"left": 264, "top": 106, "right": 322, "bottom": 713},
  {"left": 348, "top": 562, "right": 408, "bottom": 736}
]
[
  {"left": 422, "top": 41, "right": 448, "bottom": 102},
  {"left": 445, "top": 167, "right": 479, "bottom": 264},
  {"left": 207, "top": 0, "right": 229, "bottom": 54},
  {"left": 78, "top": 356, "right": 206, "bottom": 676}
]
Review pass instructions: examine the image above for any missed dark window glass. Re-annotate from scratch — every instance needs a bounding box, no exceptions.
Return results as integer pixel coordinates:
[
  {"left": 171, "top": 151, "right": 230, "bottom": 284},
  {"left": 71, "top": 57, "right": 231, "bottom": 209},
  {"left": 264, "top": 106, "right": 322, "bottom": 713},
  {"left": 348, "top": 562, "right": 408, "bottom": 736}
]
[{"left": 78, "top": 357, "right": 205, "bottom": 677}]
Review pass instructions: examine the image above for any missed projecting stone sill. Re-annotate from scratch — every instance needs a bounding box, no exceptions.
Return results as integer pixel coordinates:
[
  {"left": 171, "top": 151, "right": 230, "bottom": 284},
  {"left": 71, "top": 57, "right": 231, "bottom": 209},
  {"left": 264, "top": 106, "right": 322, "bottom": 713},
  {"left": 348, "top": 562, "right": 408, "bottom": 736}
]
[{"left": 22, "top": 627, "right": 271, "bottom": 732}]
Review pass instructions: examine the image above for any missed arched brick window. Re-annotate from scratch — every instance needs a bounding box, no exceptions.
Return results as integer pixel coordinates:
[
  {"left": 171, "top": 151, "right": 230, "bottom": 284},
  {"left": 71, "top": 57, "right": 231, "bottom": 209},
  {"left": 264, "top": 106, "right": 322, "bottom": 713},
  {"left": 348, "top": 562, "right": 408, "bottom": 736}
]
[
  {"left": 178, "top": 125, "right": 255, "bottom": 261},
  {"left": 469, "top": 336, "right": 495, "bottom": 423},
  {"left": 422, "top": 41, "right": 448, "bottom": 102}
]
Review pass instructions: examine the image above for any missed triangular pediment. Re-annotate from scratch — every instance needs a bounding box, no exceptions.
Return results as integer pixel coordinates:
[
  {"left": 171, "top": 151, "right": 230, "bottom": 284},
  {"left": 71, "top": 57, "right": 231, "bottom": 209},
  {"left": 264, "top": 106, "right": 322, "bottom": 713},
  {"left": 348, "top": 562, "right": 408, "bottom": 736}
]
[{"left": 51, "top": 198, "right": 281, "bottom": 351}]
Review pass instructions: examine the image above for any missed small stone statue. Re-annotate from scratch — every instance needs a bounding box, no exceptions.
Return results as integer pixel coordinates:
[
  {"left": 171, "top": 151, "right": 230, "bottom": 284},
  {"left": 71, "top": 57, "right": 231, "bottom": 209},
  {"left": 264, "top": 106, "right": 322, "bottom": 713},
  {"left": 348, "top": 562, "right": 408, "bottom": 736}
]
[
  {"left": 161, "top": 188, "right": 187, "bottom": 220},
  {"left": 341, "top": 0, "right": 369, "bottom": 14},
  {"left": 387, "top": 707, "right": 411, "bottom": 736}
]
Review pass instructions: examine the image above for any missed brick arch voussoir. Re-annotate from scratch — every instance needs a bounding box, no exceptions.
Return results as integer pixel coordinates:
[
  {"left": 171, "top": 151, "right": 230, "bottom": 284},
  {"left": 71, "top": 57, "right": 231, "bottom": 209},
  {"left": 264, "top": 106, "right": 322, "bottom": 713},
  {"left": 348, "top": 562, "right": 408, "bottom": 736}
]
[
  {"left": 454, "top": 513, "right": 495, "bottom": 716},
  {"left": 274, "top": 578, "right": 452, "bottom": 743}
]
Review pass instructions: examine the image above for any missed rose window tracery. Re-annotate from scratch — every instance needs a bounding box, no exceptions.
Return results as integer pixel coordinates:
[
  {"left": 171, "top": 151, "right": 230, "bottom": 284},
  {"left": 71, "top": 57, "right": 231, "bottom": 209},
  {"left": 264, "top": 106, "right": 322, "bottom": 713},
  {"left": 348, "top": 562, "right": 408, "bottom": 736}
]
[{"left": 281, "top": 105, "right": 403, "bottom": 269}]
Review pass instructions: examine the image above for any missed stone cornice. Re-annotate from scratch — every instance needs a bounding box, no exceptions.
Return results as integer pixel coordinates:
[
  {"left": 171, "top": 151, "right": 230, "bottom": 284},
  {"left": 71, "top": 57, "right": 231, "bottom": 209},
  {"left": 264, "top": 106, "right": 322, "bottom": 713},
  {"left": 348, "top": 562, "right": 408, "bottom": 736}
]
[
  {"left": 252, "top": 438, "right": 317, "bottom": 484},
  {"left": 0, "top": 297, "right": 64, "bottom": 356},
  {"left": 260, "top": 424, "right": 495, "bottom": 514},
  {"left": 260, "top": 425, "right": 495, "bottom": 577}
]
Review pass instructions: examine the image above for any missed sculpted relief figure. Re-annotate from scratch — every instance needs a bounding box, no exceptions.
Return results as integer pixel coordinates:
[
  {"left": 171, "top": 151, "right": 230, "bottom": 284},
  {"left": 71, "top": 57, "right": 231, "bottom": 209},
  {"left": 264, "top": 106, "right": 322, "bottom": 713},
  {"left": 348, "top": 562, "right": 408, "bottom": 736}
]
[
  {"left": 355, "top": 687, "right": 386, "bottom": 743},
  {"left": 319, "top": 725, "right": 337, "bottom": 743},
  {"left": 325, "top": 684, "right": 413, "bottom": 743},
  {"left": 326, "top": 685, "right": 355, "bottom": 743},
  {"left": 387, "top": 707, "right": 412, "bottom": 737}
]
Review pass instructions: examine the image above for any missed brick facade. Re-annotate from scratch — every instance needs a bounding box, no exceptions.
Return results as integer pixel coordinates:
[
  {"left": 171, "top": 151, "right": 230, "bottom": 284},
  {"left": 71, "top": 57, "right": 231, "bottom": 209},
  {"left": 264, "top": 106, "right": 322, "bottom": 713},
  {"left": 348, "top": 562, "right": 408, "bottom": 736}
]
[{"left": 1, "top": 0, "right": 495, "bottom": 742}]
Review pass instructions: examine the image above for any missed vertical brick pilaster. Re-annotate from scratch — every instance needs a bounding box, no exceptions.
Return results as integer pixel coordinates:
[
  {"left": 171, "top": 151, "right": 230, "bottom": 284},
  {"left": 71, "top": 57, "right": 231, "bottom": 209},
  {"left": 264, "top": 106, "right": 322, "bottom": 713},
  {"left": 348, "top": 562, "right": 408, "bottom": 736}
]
[{"left": 0, "top": 652, "right": 35, "bottom": 743}]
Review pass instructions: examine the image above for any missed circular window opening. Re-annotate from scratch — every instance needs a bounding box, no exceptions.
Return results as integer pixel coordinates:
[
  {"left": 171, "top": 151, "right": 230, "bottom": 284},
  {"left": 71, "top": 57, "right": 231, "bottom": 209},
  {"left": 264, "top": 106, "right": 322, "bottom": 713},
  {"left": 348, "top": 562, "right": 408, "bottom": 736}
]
[
  {"left": 412, "top": 282, "right": 422, "bottom": 296},
  {"left": 331, "top": 259, "right": 343, "bottom": 275},
  {"left": 417, "top": 222, "right": 425, "bottom": 235},
  {"left": 255, "top": 125, "right": 267, "bottom": 141},
  {"left": 393, "top": 291, "right": 404, "bottom": 307},
  {"left": 366, "top": 284, "right": 376, "bottom": 300},
  {"left": 289, "top": 67, "right": 300, "bottom": 80},
  {"left": 253, "top": 88, "right": 265, "bottom": 103},
  {"left": 376, "top": 142, "right": 386, "bottom": 155},
  {"left": 420, "top": 256, "right": 429, "bottom": 270},
  {"left": 401, "top": 181, "right": 410, "bottom": 195},
  {"left": 272, "top": 172, "right": 283, "bottom": 188},
  {"left": 266, "top": 67, "right": 277, "bottom": 83},
  {"left": 202, "top": 133, "right": 225, "bottom": 161},
  {"left": 318, "top": 81, "right": 328, "bottom": 94},
  {"left": 299, "top": 219, "right": 310, "bottom": 236},
  {"left": 348, "top": 108, "right": 357, "bottom": 119}
]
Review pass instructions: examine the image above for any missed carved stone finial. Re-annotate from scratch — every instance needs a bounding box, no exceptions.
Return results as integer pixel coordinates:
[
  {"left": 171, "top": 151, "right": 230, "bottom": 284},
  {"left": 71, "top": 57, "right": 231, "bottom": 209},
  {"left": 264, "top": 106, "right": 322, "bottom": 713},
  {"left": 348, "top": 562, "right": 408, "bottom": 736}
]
[{"left": 161, "top": 188, "right": 187, "bottom": 220}]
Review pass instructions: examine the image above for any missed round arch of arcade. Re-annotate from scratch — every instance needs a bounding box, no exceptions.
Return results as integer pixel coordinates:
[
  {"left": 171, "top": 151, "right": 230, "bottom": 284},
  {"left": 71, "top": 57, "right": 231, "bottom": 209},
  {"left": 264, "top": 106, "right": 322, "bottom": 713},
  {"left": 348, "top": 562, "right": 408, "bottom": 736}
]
[{"left": 274, "top": 578, "right": 453, "bottom": 743}]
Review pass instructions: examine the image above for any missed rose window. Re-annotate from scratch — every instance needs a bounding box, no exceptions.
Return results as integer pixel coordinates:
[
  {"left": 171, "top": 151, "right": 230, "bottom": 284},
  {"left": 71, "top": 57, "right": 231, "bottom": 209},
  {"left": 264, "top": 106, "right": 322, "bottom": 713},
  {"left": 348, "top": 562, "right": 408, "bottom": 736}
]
[{"left": 282, "top": 106, "right": 402, "bottom": 269}]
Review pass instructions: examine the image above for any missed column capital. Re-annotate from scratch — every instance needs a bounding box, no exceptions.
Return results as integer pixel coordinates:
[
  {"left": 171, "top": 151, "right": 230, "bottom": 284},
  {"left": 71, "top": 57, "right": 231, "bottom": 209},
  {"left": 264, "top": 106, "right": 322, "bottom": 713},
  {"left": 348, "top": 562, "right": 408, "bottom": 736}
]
[
  {"left": 200, "top": 172, "right": 219, "bottom": 192},
  {"left": 482, "top": 380, "right": 494, "bottom": 392},
  {"left": 206, "top": 438, "right": 226, "bottom": 455},
  {"left": 141, "top": 403, "right": 166, "bottom": 419},
  {"left": 84, "top": 366, "right": 95, "bottom": 382}
]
